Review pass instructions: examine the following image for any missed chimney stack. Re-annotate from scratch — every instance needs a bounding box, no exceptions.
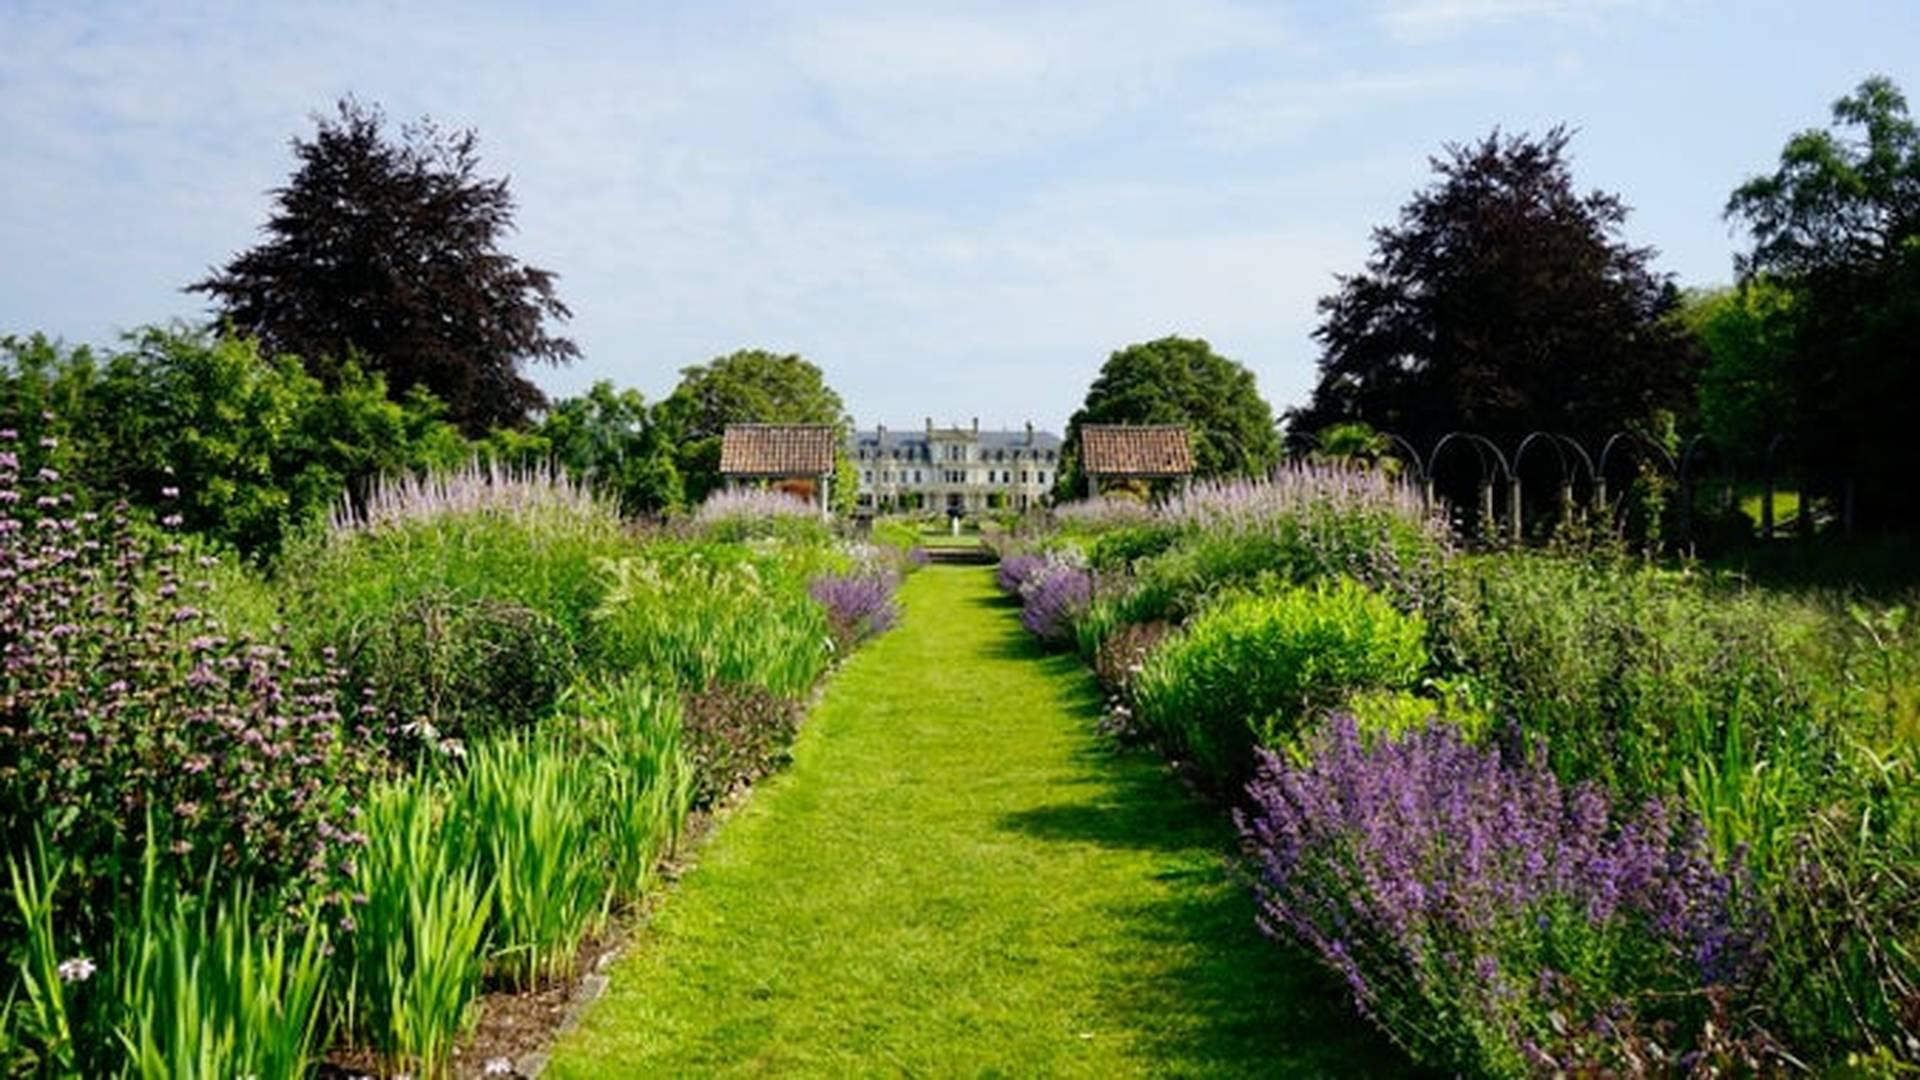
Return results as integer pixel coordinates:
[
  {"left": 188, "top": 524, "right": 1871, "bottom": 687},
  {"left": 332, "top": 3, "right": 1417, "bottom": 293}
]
[
  {"left": 1025, "top": 420, "right": 1034, "bottom": 445},
  {"left": 971, "top": 417, "right": 979, "bottom": 434},
  {"left": 877, "top": 422, "right": 886, "bottom": 443},
  {"left": 925, "top": 416, "right": 933, "bottom": 436}
]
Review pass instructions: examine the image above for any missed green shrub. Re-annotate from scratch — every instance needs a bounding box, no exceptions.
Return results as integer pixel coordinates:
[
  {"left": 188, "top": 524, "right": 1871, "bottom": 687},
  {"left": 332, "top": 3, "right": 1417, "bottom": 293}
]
[
  {"left": 1088, "top": 524, "right": 1181, "bottom": 571},
  {"left": 1, "top": 327, "right": 468, "bottom": 558},
  {"left": 680, "top": 683, "right": 804, "bottom": 808},
  {"left": 346, "top": 592, "right": 577, "bottom": 744},
  {"left": 1432, "top": 553, "right": 1847, "bottom": 862},
  {"left": 1335, "top": 684, "right": 1491, "bottom": 754},
  {"left": 1132, "top": 578, "right": 1428, "bottom": 787}
]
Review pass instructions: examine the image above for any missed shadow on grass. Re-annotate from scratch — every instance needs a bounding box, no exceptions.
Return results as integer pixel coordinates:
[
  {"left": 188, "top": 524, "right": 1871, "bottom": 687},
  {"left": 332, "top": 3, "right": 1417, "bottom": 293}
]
[
  {"left": 998, "top": 715, "right": 1418, "bottom": 1075},
  {"left": 1102, "top": 869, "right": 1418, "bottom": 1078}
]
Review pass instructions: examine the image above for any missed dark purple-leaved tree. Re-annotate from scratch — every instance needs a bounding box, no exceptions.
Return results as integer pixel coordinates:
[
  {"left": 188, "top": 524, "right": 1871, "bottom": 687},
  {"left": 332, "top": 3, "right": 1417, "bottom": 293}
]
[
  {"left": 1288, "top": 128, "right": 1693, "bottom": 455},
  {"left": 190, "top": 98, "right": 577, "bottom": 434}
]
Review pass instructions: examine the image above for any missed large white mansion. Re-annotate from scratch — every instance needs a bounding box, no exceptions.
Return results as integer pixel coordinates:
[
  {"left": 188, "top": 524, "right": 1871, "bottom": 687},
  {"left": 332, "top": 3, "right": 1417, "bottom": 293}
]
[{"left": 850, "top": 419, "right": 1063, "bottom": 512}]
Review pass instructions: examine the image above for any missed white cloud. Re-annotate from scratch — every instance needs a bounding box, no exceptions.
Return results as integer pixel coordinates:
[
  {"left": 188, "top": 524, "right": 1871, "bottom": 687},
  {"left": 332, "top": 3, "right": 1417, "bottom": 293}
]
[
  {"left": 1375, "top": 0, "right": 1655, "bottom": 39},
  {"left": 1192, "top": 65, "right": 1530, "bottom": 149}
]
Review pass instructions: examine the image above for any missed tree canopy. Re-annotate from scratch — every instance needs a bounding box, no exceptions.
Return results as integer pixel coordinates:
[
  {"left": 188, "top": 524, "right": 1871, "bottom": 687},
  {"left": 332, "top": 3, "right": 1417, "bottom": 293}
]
[
  {"left": 1, "top": 326, "right": 467, "bottom": 556},
  {"left": 490, "top": 381, "right": 683, "bottom": 516},
  {"left": 1289, "top": 128, "right": 1692, "bottom": 455},
  {"left": 657, "top": 349, "right": 851, "bottom": 508},
  {"left": 1060, "top": 336, "right": 1280, "bottom": 497},
  {"left": 189, "top": 98, "right": 577, "bottom": 435},
  {"left": 1725, "top": 75, "right": 1920, "bottom": 528}
]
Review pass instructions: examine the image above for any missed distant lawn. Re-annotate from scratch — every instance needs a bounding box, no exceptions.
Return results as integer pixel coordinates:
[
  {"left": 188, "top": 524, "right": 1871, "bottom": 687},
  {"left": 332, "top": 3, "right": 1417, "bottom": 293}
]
[{"left": 545, "top": 566, "right": 1402, "bottom": 1077}]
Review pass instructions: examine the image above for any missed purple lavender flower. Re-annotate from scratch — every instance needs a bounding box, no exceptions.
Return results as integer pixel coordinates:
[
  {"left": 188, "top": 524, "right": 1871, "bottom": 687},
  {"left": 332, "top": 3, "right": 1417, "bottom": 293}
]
[
  {"left": 1237, "top": 715, "right": 1763, "bottom": 1074},
  {"left": 810, "top": 570, "right": 900, "bottom": 644},
  {"left": 1018, "top": 561, "right": 1093, "bottom": 644},
  {"left": 995, "top": 552, "right": 1049, "bottom": 595}
]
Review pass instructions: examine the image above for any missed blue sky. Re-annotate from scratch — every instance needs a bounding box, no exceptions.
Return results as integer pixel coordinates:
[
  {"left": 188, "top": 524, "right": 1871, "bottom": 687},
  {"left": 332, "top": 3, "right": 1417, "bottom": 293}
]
[{"left": 2, "top": 1, "right": 1915, "bottom": 433}]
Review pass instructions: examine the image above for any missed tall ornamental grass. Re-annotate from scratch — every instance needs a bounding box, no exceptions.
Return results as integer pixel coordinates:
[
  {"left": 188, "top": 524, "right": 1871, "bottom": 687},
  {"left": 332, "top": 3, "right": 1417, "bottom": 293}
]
[
  {"left": 1240, "top": 716, "right": 1765, "bottom": 1077},
  {"left": 593, "top": 548, "right": 830, "bottom": 698},
  {"left": 453, "top": 736, "right": 610, "bottom": 991},
  {"left": 1132, "top": 578, "right": 1427, "bottom": 788},
  {"left": 344, "top": 780, "right": 492, "bottom": 1079},
  {"left": 7, "top": 832, "right": 333, "bottom": 1078},
  {"left": 343, "top": 678, "right": 690, "bottom": 1076}
]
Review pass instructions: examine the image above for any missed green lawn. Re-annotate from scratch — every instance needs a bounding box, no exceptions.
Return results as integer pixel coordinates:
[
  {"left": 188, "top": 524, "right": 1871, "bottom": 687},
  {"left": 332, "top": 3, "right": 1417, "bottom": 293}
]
[{"left": 546, "top": 566, "right": 1401, "bottom": 1077}]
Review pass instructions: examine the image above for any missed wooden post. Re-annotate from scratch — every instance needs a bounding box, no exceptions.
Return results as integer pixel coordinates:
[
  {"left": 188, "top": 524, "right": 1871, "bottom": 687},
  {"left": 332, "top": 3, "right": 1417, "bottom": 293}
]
[{"left": 1509, "top": 477, "right": 1524, "bottom": 541}]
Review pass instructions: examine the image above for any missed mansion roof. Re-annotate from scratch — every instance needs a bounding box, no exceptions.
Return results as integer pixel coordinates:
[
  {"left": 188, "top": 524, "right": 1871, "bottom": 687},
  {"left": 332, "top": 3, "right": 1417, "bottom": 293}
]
[{"left": 851, "top": 427, "right": 1062, "bottom": 460}]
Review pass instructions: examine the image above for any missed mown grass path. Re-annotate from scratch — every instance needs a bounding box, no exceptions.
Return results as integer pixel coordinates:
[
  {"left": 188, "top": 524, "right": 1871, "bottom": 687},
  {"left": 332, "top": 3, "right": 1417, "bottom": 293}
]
[{"left": 546, "top": 566, "right": 1400, "bottom": 1077}]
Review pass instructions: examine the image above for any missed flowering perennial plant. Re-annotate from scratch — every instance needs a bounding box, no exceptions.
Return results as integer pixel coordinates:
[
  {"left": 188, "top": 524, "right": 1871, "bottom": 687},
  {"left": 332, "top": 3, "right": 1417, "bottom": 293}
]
[
  {"left": 1050, "top": 497, "right": 1156, "bottom": 531},
  {"left": 1018, "top": 558, "right": 1095, "bottom": 645},
  {"left": 1238, "top": 715, "right": 1764, "bottom": 1076},
  {"left": 0, "top": 429, "right": 373, "bottom": 930},
  {"left": 994, "top": 552, "right": 1049, "bottom": 595},
  {"left": 1161, "top": 465, "right": 1433, "bottom": 533},
  {"left": 810, "top": 570, "right": 900, "bottom": 649},
  {"left": 690, "top": 488, "right": 827, "bottom": 543},
  {"left": 331, "top": 459, "right": 615, "bottom": 534}
]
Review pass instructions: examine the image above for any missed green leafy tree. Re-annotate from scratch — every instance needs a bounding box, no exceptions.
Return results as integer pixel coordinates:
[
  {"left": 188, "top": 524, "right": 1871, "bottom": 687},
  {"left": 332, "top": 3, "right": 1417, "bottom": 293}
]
[
  {"left": 1312, "top": 421, "right": 1404, "bottom": 476},
  {"left": 1058, "top": 336, "right": 1280, "bottom": 498},
  {"left": 486, "top": 381, "right": 683, "bottom": 515},
  {"left": 657, "top": 349, "right": 851, "bottom": 508},
  {"left": 1667, "top": 282, "right": 1800, "bottom": 466},
  {"left": 1, "top": 326, "right": 467, "bottom": 556},
  {"left": 1289, "top": 128, "right": 1692, "bottom": 455},
  {"left": 1726, "top": 75, "right": 1920, "bottom": 528},
  {"left": 189, "top": 98, "right": 577, "bottom": 434}
]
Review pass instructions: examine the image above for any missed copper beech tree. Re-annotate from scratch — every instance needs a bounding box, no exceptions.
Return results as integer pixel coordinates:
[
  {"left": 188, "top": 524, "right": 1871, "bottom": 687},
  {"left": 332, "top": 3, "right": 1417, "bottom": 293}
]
[{"left": 191, "top": 98, "right": 577, "bottom": 434}]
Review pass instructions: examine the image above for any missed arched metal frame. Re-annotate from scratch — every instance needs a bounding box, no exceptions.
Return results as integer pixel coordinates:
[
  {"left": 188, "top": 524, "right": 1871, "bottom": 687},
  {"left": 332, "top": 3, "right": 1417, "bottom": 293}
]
[
  {"left": 1512, "top": 431, "right": 1596, "bottom": 537},
  {"left": 1280, "top": 425, "right": 1816, "bottom": 548},
  {"left": 1426, "top": 432, "right": 1513, "bottom": 540},
  {"left": 1761, "top": 433, "right": 1810, "bottom": 540}
]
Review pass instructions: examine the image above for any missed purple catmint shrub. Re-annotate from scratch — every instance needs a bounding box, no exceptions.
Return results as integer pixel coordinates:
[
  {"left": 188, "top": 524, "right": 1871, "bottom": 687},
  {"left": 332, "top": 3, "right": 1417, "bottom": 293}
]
[
  {"left": 810, "top": 570, "right": 900, "bottom": 647},
  {"left": 2, "top": 430, "right": 374, "bottom": 923},
  {"left": 1019, "top": 561, "right": 1094, "bottom": 644},
  {"left": 1237, "top": 715, "right": 1763, "bottom": 1075},
  {"left": 995, "top": 552, "right": 1049, "bottom": 595}
]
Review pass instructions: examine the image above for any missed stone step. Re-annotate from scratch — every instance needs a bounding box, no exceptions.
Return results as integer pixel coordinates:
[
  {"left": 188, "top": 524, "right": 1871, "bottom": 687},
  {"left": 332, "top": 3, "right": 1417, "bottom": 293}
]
[{"left": 919, "top": 545, "right": 997, "bottom": 565}]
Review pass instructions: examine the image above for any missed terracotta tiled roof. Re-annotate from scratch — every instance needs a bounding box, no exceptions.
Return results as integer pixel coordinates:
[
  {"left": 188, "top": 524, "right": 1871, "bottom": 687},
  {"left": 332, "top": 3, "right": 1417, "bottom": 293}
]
[
  {"left": 1081, "top": 424, "right": 1194, "bottom": 477},
  {"left": 719, "top": 424, "right": 837, "bottom": 476}
]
